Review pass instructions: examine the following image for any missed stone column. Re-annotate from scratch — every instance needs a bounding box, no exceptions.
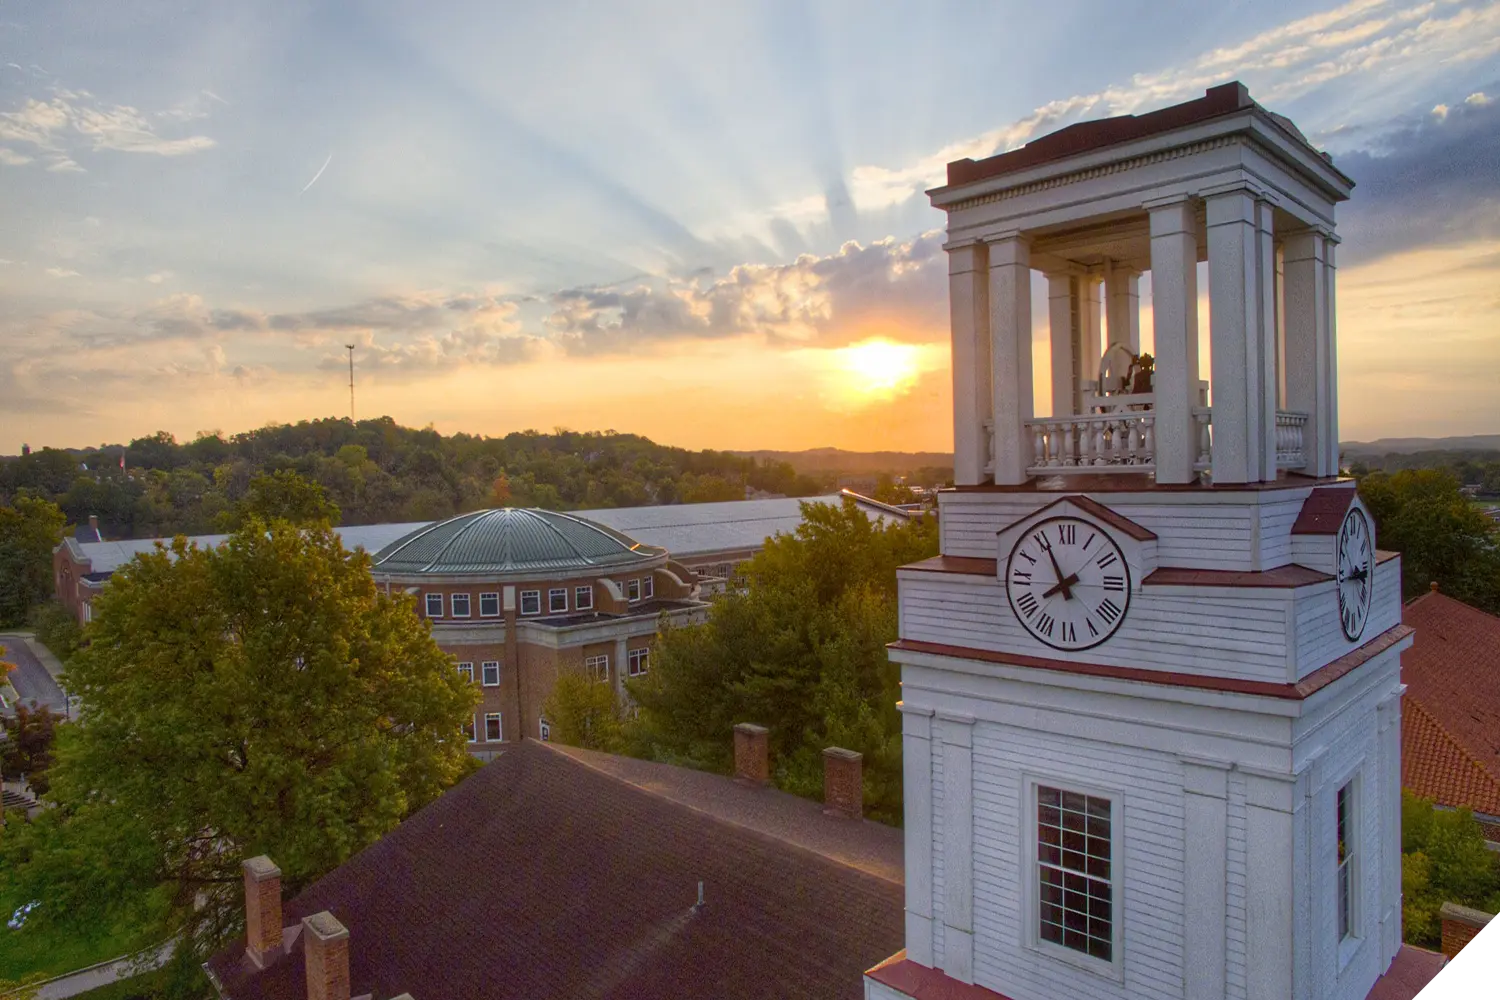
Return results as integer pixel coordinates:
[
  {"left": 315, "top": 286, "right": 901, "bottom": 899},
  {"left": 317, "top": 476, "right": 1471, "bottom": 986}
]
[
  {"left": 1047, "top": 273, "right": 1075, "bottom": 417},
  {"left": 1077, "top": 275, "right": 1103, "bottom": 411},
  {"left": 949, "top": 241, "right": 991, "bottom": 485},
  {"left": 1282, "top": 230, "right": 1333, "bottom": 476},
  {"left": 938, "top": 712, "right": 975, "bottom": 983},
  {"left": 901, "top": 707, "right": 936, "bottom": 966},
  {"left": 1182, "top": 759, "right": 1230, "bottom": 1000},
  {"left": 1323, "top": 238, "right": 1341, "bottom": 476},
  {"left": 1104, "top": 264, "right": 1140, "bottom": 353},
  {"left": 1149, "top": 198, "right": 1201, "bottom": 484},
  {"left": 988, "top": 234, "right": 1033, "bottom": 485},
  {"left": 1206, "top": 187, "right": 1276, "bottom": 484}
]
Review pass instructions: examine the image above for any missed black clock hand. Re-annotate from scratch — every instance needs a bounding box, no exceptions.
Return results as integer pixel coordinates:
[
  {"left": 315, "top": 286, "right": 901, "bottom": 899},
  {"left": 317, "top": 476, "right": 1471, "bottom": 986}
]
[{"left": 1044, "top": 547, "right": 1075, "bottom": 600}]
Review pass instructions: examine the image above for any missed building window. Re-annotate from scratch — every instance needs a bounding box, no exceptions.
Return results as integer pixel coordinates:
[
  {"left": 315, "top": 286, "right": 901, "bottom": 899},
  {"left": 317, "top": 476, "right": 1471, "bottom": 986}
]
[
  {"left": 539, "top": 717, "right": 551, "bottom": 742},
  {"left": 1037, "top": 785, "right": 1114, "bottom": 963},
  {"left": 520, "top": 590, "right": 541, "bottom": 615},
  {"left": 549, "top": 588, "right": 568, "bottom": 613},
  {"left": 628, "top": 648, "right": 649, "bottom": 677},
  {"left": 450, "top": 593, "right": 471, "bottom": 618},
  {"left": 1337, "top": 780, "right": 1357, "bottom": 941},
  {"left": 463, "top": 715, "right": 477, "bottom": 743},
  {"left": 457, "top": 662, "right": 474, "bottom": 683},
  {"left": 627, "top": 579, "right": 641, "bottom": 602},
  {"left": 575, "top": 585, "right": 593, "bottom": 611},
  {"left": 484, "top": 713, "right": 503, "bottom": 743},
  {"left": 425, "top": 593, "right": 443, "bottom": 618},
  {"left": 585, "top": 654, "right": 610, "bottom": 683},
  {"left": 479, "top": 592, "right": 500, "bottom": 617},
  {"left": 642, "top": 576, "right": 654, "bottom": 600},
  {"left": 481, "top": 661, "right": 500, "bottom": 687}
]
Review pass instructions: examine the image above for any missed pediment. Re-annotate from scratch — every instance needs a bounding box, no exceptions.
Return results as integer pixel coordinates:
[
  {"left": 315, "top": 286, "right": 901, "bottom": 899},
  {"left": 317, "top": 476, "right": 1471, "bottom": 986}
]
[{"left": 995, "top": 496, "right": 1159, "bottom": 588}]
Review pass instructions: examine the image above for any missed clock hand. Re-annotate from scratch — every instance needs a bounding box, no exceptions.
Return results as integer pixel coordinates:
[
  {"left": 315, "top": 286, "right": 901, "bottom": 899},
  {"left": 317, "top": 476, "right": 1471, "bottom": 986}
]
[{"left": 1045, "top": 547, "right": 1075, "bottom": 600}]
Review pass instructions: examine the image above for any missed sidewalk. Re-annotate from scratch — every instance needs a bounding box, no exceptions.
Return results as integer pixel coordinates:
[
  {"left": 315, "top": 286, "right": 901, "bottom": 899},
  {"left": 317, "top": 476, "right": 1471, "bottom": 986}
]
[
  {"left": 0, "top": 632, "right": 67, "bottom": 686},
  {"left": 3, "top": 942, "right": 174, "bottom": 1000}
]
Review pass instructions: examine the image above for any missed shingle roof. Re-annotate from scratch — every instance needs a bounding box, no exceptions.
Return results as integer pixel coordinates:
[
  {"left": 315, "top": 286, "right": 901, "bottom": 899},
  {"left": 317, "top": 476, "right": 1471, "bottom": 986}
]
[
  {"left": 1401, "top": 592, "right": 1500, "bottom": 817},
  {"left": 371, "top": 508, "right": 663, "bottom": 577},
  {"left": 205, "top": 740, "right": 905, "bottom": 1000}
]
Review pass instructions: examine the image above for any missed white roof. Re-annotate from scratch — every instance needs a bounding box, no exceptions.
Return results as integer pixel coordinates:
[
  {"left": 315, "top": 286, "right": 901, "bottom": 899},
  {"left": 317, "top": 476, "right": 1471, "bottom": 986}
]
[{"left": 75, "top": 522, "right": 432, "bottom": 574}]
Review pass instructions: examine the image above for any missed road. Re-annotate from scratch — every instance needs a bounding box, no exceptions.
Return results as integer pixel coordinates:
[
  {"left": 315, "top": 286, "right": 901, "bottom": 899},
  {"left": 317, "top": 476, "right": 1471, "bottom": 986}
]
[{"left": 0, "top": 635, "right": 68, "bottom": 715}]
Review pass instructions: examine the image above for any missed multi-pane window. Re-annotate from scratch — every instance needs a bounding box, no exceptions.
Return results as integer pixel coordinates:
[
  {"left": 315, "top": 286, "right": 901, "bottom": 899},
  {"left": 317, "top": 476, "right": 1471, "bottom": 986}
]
[
  {"left": 642, "top": 576, "right": 654, "bottom": 600},
  {"left": 628, "top": 648, "right": 649, "bottom": 677},
  {"left": 627, "top": 579, "right": 641, "bottom": 602},
  {"left": 585, "top": 654, "right": 610, "bottom": 683},
  {"left": 575, "top": 585, "right": 593, "bottom": 611},
  {"left": 1037, "top": 785, "right": 1113, "bottom": 962},
  {"left": 481, "top": 661, "right": 500, "bottom": 687},
  {"left": 1337, "top": 781, "right": 1356, "bottom": 941},
  {"left": 484, "top": 713, "right": 502, "bottom": 742},
  {"left": 425, "top": 593, "right": 443, "bottom": 618},
  {"left": 520, "top": 590, "right": 541, "bottom": 615},
  {"left": 479, "top": 592, "right": 500, "bottom": 617},
  {"left": 457, "top": 662, "right": 474, "bottom": 683},
  {"left": 549, "top": 588, "right": 568, "bottom": 613},
  {"left": 463, "top": 715, "right": 477, "bottom": 743},
  {"left": 450, "top": 593, "right": 471, "bottom": 618}
]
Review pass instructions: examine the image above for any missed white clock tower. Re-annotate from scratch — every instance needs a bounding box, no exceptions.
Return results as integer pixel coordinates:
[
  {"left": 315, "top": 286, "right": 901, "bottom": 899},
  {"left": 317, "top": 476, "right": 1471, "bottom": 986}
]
[{"left": 866, "top": 83, "right": 1413, "bottom": 1000}]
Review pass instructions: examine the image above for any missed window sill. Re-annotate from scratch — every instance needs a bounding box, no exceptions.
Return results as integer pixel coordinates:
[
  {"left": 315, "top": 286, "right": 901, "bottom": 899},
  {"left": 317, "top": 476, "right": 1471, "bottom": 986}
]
[{"left": 1025, "top": 938, "right": 1124, "bottom": 984}]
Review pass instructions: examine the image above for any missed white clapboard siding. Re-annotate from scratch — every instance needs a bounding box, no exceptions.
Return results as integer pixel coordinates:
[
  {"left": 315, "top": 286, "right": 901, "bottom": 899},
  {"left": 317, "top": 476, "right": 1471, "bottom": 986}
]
[
  {"left": 1257, "top": 496, "right": 1306, "bottom": 568},
  {"left": 899, "top": 573, "right": 1292, "bottom": 684},
  {"left": 1225, "top": 773, "right": 1249, "bottom": 1000},
  {"left": 969, "top": 723, "right": 1186, "bottom": 1000},
  {"left": 1290, "top": 532, "right": 1336, "bottom": 572},
  {"left": 1291, "top": 566, "right": 1402, "bottom": 680}
]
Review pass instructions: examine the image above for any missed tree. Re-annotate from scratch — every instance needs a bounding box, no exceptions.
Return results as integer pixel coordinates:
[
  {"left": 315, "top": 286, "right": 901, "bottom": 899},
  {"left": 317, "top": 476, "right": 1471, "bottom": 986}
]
[
  {"left": 1, "top": 701, "right": 59, "bottom": 795},
  {"left": 629, "top": 499, "right": 937, "bottom": 823},
  {"left": 543, "top": 672, "right": 627, "bottom": 753},
  {"left": 0, "top": 519, "right": 478, "bottom": 992},
  {"left": 1358, "top": 469, "right": 1500, "bottom": 612},
  {"left": 218, "top": 469, "right": 341, "bottom": 530},
  {"left": 0, "top": 495, "right": 66, "bottom": 626},
  {"left": 1400, "top": 792, "right": 1500, "bottom": 946}
]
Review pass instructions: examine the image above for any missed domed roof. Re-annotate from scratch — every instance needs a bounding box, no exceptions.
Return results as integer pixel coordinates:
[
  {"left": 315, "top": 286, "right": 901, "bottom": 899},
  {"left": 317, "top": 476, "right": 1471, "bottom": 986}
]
[{"left": 372, "top": 508, "right": 664, "bottom": 577}]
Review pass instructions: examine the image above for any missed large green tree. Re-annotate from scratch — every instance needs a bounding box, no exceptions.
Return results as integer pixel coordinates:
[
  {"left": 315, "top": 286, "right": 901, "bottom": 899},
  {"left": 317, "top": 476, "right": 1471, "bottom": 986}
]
[
  {"left": 0, "top": 519, "right": 478, "bottom": 992},
  {"left": 217, "top": 469, "right": 340, "bottom": 530},
  {"left": 628, "top": 498, "right": 937, "bottom": 823},
  {"left": 1358, "top": 469, "right": 1500, "bottom": 612},
  {"left": 0, "top": 495, "right": 66, "bottom": 626},
  {"left": 1400, "top": 792, "right": 1500, "bottom": 946}
]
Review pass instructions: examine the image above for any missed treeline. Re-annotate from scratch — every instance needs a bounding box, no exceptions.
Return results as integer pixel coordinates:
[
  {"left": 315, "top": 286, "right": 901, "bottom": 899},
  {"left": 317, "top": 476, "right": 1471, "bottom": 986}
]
[
  {"left": 1348, "top": 449, "right": 1500, "bottom": 495},
  {"left": 0, "top": 417, "right": 831, "bottom": 540}
]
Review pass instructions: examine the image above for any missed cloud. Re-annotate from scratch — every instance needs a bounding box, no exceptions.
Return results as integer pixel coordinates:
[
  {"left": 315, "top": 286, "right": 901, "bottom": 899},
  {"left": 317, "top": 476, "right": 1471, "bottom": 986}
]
[
  {"left": 0, "top": 86, "right": 216, "bottom": 167},
  {"left": 144, "top": 272, "right": 171, "bottom": 284},
  {"left": 0, "top": 147, "right": 30, "bottom": 166},
  {"left": 44, "top": 267, "right": 79, "bottom": 278}
]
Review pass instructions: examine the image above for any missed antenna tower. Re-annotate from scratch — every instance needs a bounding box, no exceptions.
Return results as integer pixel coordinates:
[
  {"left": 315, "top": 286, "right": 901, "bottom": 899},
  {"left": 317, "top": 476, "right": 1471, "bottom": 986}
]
[{"left": 345, "top": 344, "right": 356, "bottom": 422}]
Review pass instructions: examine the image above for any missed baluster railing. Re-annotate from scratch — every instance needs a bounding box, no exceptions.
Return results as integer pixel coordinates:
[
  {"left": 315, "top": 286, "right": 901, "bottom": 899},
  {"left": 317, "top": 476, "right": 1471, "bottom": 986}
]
[{"left": 1275, "top": 410, "right": 1308, "bottom": 469}]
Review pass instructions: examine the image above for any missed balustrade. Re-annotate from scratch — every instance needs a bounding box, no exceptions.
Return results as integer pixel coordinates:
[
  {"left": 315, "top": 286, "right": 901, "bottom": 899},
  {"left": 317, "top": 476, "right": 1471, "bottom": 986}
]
[
  {"left": 1275, "top": 410, "right": 1308, "bottom": 469},
  {"left": 1023, "top": 412, "right": 1156, "bottom": 474}
]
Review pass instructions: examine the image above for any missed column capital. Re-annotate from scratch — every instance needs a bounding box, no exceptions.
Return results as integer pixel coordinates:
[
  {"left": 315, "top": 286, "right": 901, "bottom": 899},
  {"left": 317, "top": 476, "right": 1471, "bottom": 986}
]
[
  {"left": 986, "top": 231, "right": 1031, "bottom": 267},
  {"left": 1147, "top": 197, "right": 1198, "bottom": 236},
  {"left": 1142, "top": 192, "right": 1196, "bottom": 213},
  {"left": 946, "top": 240, "right": 989, "bottom": 275}
]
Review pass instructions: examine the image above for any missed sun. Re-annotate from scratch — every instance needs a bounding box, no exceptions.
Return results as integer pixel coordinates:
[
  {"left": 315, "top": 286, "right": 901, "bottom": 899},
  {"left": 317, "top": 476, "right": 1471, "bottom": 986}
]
[{"left": 837, "top": 338, "right": 924, "bottom": 396}]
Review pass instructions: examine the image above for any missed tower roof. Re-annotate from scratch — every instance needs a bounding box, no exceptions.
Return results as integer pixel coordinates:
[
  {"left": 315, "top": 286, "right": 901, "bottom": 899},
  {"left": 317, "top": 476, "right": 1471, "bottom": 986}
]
[{"left": 371, "top": 508, "right": 663, "bottom": 576}]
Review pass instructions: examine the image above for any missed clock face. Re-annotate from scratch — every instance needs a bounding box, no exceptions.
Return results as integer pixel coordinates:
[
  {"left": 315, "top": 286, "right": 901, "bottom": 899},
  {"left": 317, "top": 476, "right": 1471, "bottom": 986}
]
[
  {"left": 1337, "top": 507, "right": 1374, "bottom": 641},
  {"left": 1005, "top": 517, "right": 1130, "bottom": 651}
]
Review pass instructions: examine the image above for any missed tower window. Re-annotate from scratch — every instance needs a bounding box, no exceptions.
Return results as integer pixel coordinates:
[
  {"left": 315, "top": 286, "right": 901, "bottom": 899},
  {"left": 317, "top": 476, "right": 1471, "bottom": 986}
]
[
  {"left": 1337, "top": 780, "right": 1356, "bottom": 941},
  {"left": 1037, "top": 785, "right": 1114, "bottom": 963}
]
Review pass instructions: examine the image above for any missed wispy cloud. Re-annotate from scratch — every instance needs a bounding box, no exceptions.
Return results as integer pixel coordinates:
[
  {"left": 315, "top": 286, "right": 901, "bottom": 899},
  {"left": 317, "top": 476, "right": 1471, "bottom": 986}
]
[
  {"left": 0, "top": 85, "right": 216, "bottom": 167},
  {"left": 0, "top": 147, "right": 31, "bottom": 166},
  {"left": 44, "top": 267, "right": 79, "bottom": 278}
]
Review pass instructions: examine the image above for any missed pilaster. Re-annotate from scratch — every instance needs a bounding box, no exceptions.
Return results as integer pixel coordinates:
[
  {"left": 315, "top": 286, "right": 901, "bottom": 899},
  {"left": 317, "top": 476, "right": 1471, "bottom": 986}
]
[
  {"left": 1243, "top": 768, "right": 1296, "bottom": 1000},
  {"left": 1376, "top": 694, "right": 1402, "bottom": 967},
  {"left": 949, "top": 242, "right": 992, "bottom": 485},
  {"left": 988, "top": 235, "right": 1033, "bottom": 486},
  {"left": 1182, "top": 758, "right": 1231, "bottom": 1000},
  {"left": 1148, "top": 197, "right": 1201, "bottom": 484},
  {"left": 902, "top": 706, "right": 936, "bottom": 966},
  {"left": 937, "top": 712, "right": 975, "bottom": 983}
]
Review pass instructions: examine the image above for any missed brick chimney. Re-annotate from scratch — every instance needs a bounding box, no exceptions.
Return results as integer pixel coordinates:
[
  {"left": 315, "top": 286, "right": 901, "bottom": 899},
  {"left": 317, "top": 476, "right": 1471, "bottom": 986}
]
[
  {"left": 1440, "top": 901, "right": 1492, "bottom": 958},
  {"left": 302, "top": 911, "right": 351, "bottom": 1000},
  {"left": 733, "top": 723, "right": 769, "bottom": 785},
  {"left": 243, "top": 856, "right": 283, "bottom": 969},
  {"left": 822, "top": 747, "right": 864, "bottom": 820}
]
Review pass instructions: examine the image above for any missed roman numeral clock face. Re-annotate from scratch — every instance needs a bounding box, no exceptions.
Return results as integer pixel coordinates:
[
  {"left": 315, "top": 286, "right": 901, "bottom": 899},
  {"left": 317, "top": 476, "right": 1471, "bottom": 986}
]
[
  {"left": 1337, "top": 507, "right": 1374, "bottom": 641},
  {"left": 1006, "top": 517, "right": 1130, "bottom": 651}
]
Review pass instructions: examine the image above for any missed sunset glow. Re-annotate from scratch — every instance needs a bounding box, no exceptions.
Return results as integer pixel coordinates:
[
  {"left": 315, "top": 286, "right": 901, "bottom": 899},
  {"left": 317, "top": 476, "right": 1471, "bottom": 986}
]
[{"left": 837, "top": 339, "right": 929, "bottom": 397}]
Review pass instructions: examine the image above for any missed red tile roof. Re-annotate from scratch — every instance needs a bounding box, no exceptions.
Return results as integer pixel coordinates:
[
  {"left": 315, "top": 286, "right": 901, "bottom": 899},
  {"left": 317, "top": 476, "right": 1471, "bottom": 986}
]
[
  {"left": 1402, "top": 592, "right": 1500, "bottom": 817},
  {"left": 1364, "top": 946, "right": 1446, "bottom": 1000},
  {"left": 205, "top": 740, "right": 904, "bottom": 1000}
]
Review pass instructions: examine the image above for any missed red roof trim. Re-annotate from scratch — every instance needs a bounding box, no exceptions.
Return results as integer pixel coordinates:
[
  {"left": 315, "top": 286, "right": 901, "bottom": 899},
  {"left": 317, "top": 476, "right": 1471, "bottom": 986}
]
[
  {"left": 865, "top": 952, "right": 1017, "bottom": 1000},
  {"left": 901, "top": 555, "right": 999, "bottom": 576},
  {"left": 1291, "top": 485, "right": 1358, "bottom": 535},
  {"left": 1143, "top": 565, "right": 1332, "bottom": 588},
  {"left": 995, "top": 494, "right": 1157, "bottom": 542},
  {"left": 891, "top": 624, "right": 1411, "bottom": 700}
]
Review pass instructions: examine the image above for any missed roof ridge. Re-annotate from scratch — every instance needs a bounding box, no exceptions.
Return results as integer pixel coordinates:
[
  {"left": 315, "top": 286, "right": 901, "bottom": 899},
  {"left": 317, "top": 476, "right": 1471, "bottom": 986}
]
[
  {"left": 421, "top": 509, "right": 491, "bottom": 572},
  {"left": 524, "top": 509, "right": 597, "bottom": 565}
]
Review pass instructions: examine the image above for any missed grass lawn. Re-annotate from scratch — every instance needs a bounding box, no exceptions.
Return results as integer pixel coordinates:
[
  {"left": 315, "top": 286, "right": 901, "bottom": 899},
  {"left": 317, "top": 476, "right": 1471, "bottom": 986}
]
[
  {"left": 0, "top": 884, "right": 155, "bottom": 983},
  {"left": 69, "top": 969, "right": 172, "bottom": 999}
]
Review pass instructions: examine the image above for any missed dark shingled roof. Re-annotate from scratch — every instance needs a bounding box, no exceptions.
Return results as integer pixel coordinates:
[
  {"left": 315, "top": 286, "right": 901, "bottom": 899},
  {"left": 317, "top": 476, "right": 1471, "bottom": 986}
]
[
  {"left": 371, "top": 508, "right": 664, "bottom": 577},
  {"left": 205, "top": 740, "right": 905, "bottom": 1000}
]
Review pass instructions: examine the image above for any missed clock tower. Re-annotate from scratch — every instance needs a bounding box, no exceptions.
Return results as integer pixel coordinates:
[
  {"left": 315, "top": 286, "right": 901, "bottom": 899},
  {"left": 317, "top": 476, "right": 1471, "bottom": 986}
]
[{"left": 866, "top": 83, "right": 1412, "bottom": 1000}]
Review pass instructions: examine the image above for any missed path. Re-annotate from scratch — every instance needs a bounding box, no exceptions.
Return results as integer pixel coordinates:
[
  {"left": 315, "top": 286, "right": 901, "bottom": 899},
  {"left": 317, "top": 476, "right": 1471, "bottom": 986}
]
[
  {"left": 22, "top": 943, "right": 174, "bottom": 999},
  {"left": 0, "top": 635, "right": 67, "bottom": 716}
]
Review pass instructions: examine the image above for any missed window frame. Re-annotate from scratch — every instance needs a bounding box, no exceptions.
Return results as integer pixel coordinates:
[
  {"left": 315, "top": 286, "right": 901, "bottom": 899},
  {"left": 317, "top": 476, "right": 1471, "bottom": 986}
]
[
  {"left": 450, "top": 593, "right": 471, "bottom": 618},
  {"left": 627, "top": 647, "right": 649, "bottom": 677},
  {"left": 483, "top": 712, "right": 503, "bottom": 743},
  {"left": 584, "top": 654, "right": 610, "bottom": 683},
  {"left": 575, "top": 585, "right": 594, "bottom": 611},
  {"left": 519, "top": 590, "right": 541, "bottom": 616},
  {"left": 456, "top": 661, "right": 474, "bottom": 684},
  {"left": 627, "top": 579, "right": 641, "bottom": 602},
  {"left": 642, "top": 575, "right": 654, "bottom": 600},
  {"left": 479, "top": 592, "right": 500, "bottom": 617},
  {"left": 481, "top": 661, "right": 501, "bottom": 687},
  {"left": 548, "top": 587, "right": 569, "bottom": 614},
  {"left": 1022, "top": 774, "right": 1124, "bottom": 980},
  {"left": 1336, "top": 776, "right": 1361, "bottom": 955},
  {"left": 425, "top": 593, "right": 444, "bottom": 618},
  {"left": 463, "top": 715, "right": 477, "bottom": 744}
]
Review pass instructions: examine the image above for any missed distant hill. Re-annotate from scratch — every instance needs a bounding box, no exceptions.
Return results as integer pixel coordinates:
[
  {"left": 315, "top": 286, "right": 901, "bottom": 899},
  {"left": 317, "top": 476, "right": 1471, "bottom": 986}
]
[
  {"left": 735, "top": 448, "right": 953, "bottom": 477},
  {"left": 1342, "top": 435, "right": 1500, "bottom": 456}
]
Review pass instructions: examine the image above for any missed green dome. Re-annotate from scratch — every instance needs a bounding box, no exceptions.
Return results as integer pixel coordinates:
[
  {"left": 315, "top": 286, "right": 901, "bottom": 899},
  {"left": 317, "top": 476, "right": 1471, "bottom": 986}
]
[{"left": 372, "top": 509, "right": 663, "bottom": 576}]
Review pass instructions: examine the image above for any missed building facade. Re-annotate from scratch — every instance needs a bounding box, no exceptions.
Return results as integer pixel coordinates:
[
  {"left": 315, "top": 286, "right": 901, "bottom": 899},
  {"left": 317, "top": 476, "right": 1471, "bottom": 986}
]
[
  {"left": 866, "top": 83, "right": 1421, "bottom": 1000},
  {"left": 369, "top": 508, "right": 707, "bottom": 757}
]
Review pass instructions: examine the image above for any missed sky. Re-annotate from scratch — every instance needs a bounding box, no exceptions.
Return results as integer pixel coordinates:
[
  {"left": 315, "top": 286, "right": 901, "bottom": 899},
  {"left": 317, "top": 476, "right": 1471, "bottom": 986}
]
[{"left": 2, "top": 0, "right": 1498, "bottom": 455}]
